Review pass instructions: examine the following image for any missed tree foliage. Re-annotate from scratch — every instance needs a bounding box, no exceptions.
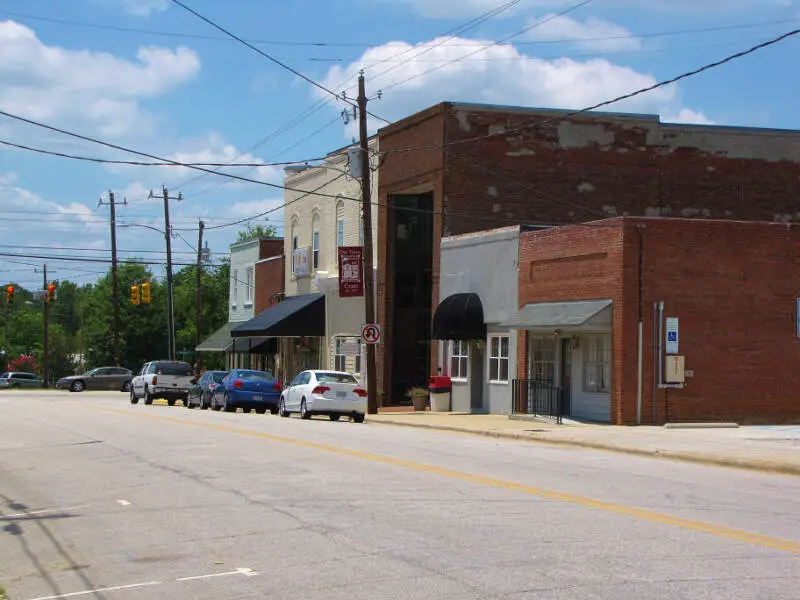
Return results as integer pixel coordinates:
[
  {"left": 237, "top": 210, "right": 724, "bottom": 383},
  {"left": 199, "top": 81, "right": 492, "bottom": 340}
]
[{"left": 236, "top": 222, "right": 278, "bottom": 243}]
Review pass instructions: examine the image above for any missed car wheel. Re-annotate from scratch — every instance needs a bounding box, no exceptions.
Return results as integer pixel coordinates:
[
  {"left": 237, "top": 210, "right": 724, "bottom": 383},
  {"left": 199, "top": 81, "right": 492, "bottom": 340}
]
[
  {"left": 279, "top": 398, "right": 289, "bottom": 418},
  {"left": 242, "top": 408, "right": 252, "bottom": 414},
  {"left": 200, "top": 397, "right": 209, "bottom": 410},
  {"left": 222, "top": 393, "right": 235, "bottom": 413},
  {"left": 353, "top": 413, "right": 365, "bottom": 423},
  {"left": 269, "top": 406, "right": 279, "bottom": 415},
  {"left": 167, "top": 399, "right": 176, "bottom": 407},
  {"left": 300, "top": 399, "right": 311, "bottom": 420},
  {"left": 211, "top": 397, "right": 221, "bottom": 411},
  {"left": 255, "top": 408, "right": 266, "bottom": 415},
  {"left": 329, "top": 414, "right": 341, "bottom": 422},
  {"left": 70, "top": 380, "right": 85, "bottom": 393},
  {"left": 122, "top": 381, "right": 131, "bottom": 393},
  {"left": 129, "top": 388, "right": 138, "bottom": 405},
  {"left": 143, "top": 387, "right": 153, "bottom": 405},
  {"left": 185, "top": 397, "right": 194, "bottom": 409}
]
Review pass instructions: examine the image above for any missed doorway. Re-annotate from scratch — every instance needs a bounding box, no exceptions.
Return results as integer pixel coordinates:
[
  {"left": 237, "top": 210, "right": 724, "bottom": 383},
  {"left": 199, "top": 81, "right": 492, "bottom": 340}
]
[{"left": 559, "top": 338, "right": 573, "bottom": 416}]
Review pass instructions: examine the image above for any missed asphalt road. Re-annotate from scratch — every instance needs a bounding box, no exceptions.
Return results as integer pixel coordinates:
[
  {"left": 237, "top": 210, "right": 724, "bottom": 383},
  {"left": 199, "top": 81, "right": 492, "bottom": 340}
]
[{"left": 1, "top": 391, "right": 799, "bottom": 600}]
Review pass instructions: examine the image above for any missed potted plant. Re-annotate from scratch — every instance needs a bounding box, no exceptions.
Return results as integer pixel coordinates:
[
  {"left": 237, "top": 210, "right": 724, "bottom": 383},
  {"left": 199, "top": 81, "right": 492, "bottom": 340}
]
[{"left": 406, "top": 386, "right": 429, "bottom": 412}]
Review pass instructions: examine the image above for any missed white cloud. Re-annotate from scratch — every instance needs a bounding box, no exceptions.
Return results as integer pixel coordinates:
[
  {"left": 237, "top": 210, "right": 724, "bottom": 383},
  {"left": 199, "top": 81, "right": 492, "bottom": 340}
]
[
  {"left": 527, "top": 14, "right": 641, "bottom": 52},
  {"left": 99, "top": 0, "right": 170, "bottom": 17},
  {"left": 389, "top": 0, "right": 790, "bottom": 18},
  {"left": 0, "top": 171, "right": 18, "bottom": 185},
  {"left": 322, "top": 37, "right": 710, "bottom": 131},
  {"left": 227, "top": 198, "right": 285, "bottom": 219},
  {"left": 663, "top": 108, "right": 714, "bottom": 125},
  {"left": 0, "top": 20, "right": 200, "bottom": 139}
]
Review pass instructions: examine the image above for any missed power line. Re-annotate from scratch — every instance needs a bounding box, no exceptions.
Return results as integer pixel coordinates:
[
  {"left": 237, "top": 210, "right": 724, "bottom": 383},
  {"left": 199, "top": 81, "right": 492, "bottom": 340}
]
[
  {"left": 0, "top": 251, "right": 228, "bottom": 268},
  {"left": 4, "top": 9, "right": 797, "bottom": 48},
  {"left": 385, "top": 27, "right": 800, "bottom": 154},
  {"left": 0, "top": 107, "right": 364, "bottom": 204},
  {"left": 0, "top": 138, "right": 325, "bottom": 168}
]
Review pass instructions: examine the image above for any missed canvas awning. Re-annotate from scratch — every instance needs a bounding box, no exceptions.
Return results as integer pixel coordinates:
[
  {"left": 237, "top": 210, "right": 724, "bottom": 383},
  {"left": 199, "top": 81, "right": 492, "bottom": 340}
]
[
  {"left": 432, "top": 293, "right": 487, "bottom": 340},
  {"left": 502, "top": 300, "right": 612, "bottom": 329},
  {"left": 195, "top": 322, "right": 234, "bottom": 352},
  {"left": 227, "top": 337, "right": 278, "bottom": 354},
  {"left": 231, "top": 293, "right": 325, "bottom": 338}
]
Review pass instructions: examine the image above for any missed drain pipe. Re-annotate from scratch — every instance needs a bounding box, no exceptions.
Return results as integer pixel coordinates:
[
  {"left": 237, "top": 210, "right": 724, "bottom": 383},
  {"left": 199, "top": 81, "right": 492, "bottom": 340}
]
[
  {"left": 636, "top": 225, "right": 645, "bottom": 425},
  {"left": 657, "top": 301, "right": 664, "bottom": 393}
]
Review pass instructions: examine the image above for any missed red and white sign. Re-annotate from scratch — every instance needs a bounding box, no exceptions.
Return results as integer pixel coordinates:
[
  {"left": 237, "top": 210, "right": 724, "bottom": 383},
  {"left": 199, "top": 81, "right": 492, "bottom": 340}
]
[
  {"left": 361, "top": 323, "right": 381, "bottom": 344},
  {"left": 338, "top": 246, "right": 364, "bottom": 298}
]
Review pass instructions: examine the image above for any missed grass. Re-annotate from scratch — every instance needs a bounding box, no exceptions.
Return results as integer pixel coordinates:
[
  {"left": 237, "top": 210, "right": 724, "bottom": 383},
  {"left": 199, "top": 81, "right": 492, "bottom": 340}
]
[{"left": 0, "top": 585, "right": 7, "bottom": 599}]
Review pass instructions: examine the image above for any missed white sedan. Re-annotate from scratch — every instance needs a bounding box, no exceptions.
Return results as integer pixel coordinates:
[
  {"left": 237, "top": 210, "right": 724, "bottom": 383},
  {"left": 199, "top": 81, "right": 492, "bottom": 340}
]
[{"left": 279, "top": 370, "right": 367, "bottom": 422}]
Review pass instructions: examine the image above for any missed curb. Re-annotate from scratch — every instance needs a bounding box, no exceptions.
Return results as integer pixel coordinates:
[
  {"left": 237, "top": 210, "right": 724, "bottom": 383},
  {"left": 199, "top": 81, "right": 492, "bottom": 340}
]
[{"left": 368, "top": 418, "right": 800, "bottom": 477}]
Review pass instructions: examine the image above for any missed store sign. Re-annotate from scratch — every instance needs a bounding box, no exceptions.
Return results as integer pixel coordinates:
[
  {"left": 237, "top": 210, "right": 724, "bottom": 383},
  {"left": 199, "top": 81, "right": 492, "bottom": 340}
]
[
  {"left": 340, "top": 340, "right": 360, "bottom": 356},
  {"left": 292, "top": 247, "right": 310, "bottom": 277},
  {"left": 338, "top": 246, "right": 364, "bottom": 297}
]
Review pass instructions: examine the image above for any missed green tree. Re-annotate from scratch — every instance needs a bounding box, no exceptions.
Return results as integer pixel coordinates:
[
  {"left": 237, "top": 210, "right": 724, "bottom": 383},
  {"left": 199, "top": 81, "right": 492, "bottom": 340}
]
[{"left": 236, "top": 222, "right": 278, "bottom": 243}]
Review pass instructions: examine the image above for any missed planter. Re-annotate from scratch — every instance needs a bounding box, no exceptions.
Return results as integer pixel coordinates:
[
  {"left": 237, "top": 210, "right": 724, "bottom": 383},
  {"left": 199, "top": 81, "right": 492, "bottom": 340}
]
[{"left": 411, "top": 394, "right": 429, "bottom": 412}]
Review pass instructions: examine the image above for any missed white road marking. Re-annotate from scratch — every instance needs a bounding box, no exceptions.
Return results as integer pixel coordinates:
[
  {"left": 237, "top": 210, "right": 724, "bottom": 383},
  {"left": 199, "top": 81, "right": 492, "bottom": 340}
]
[
  {"left": 27, "top": 581, "right": 162, "bottom": 600},
  {"left": 176, "top": 567, "right": 258, "bottom": 581},
  {"left": 116, "top": 499, "right": 131, "bottom": 506},
  {"left": 2, "top": 505, "right": 92, "bottom": 520}
]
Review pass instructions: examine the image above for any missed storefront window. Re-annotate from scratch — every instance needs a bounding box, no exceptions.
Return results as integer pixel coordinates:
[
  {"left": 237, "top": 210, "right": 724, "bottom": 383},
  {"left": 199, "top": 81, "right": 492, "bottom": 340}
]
[
  {"left": 528, "top": 336, "right": 556, "bottom": 383},
  {"left": 488, "top": 335, "right": 510, "bottom": 382},
  {"left": 583, "top": 334, "right": 611, "bottom": 393},
  {"left": 450, "top": 340, "right": 469, "bottom": 380}
]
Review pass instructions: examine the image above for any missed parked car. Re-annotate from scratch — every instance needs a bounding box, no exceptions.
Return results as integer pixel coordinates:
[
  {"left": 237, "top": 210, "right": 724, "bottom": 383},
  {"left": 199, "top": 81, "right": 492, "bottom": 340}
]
[
  {"left": 279, "top": 370, "right": 366, "bottom": 422},
  {"left": 0, "top": 372, "right": 44, "bottom": 389},
  {"left": 56, "top": 367, "right": 133, "bottom": 393},
  {"left": 130, "top": 360, "right": 194, "bottom": 406},
  {"left": 211, "top": 369, "right": 281, "bottom": 414},
  {"left": 186, "top": 370, "right": 228, "bottom": 410}
]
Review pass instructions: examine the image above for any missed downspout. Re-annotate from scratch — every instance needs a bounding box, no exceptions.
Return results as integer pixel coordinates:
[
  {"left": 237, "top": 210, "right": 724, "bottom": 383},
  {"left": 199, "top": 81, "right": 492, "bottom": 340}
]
[
  {"left": 636, "top": 225, "right": 644, "bottom": 425},
  {"left": 652, "top": 302, "right": 658, "bottom": 424},
  {"left": 657, "top": 300, "right": 664, "bottom": 423}
]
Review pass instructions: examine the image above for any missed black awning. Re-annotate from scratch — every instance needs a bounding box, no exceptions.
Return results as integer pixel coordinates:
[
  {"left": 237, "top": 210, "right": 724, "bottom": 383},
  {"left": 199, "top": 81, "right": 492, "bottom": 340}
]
[
  {"left": 226, "top": 337, "right": 278, "bottom": 354},
  {"left": 231, "top": 293, "right": 325, "bottom": 338},
  {"left": 432, "top": 293, "right": 487, "bottom": 340}
]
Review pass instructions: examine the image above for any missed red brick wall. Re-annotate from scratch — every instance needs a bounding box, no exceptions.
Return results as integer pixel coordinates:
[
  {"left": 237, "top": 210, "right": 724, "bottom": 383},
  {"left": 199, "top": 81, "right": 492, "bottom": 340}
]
[
  {"left": 254, "top": 255, "right": 284, "bottom": 314},
  {"left": 519, "top": 217, "right": 800, "bottom": 425},
  {"left": 258, "top": 239, "right": 283, "bottom": 261}
]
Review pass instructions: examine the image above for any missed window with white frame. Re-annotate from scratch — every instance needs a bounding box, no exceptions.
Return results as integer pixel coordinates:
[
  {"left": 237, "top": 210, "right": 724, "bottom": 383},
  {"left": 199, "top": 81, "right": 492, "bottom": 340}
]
[
  {"left": 312, "top": 230, "right": 320, "bottom": 269},
  {"left": 488, "top": 335, "right": 510, "bottom": 382},
  {"left": 359, "top": 213, "right": 364, "bottom": 247},
  {"left": 291, "top": 232, "right": 298, "bottom": 274},
  {"left": 529, "top": 336, "right": 556, "bottom": 383},
  {"left": 336, "top": 201, "right": 345, "bottom": 248},
  {"left": 583, "top": 334, "right": 611, "bottom": 393},
  {"left": 450, "top": 340, "right": 469, "bottom": 380},
  {"left": 245, "top": 267, "right": 254, "bottom": 305},
  {"left": 231, "top": 269, "right": 238, "bottom": 306},
  {"left": 334, "top": 338, "right": 347, "bottom": 372},
  {"left": 355, "top": 340, "right": 361, "bottom": 374}
]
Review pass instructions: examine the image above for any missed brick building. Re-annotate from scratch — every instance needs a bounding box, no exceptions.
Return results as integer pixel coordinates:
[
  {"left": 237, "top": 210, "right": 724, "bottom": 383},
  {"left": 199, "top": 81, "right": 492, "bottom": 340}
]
[
  {"left": 376, "top": 102, "right": 800, "bottom": 405},
  {"left": 513, "top": 217, "right": 800, "bottom": 425}
]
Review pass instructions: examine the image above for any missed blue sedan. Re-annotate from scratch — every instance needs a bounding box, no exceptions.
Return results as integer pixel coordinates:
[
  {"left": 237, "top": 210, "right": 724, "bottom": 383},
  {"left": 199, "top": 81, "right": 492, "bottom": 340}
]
[{"left": 211, "top": 369, "right": 281, "bottom": 414}]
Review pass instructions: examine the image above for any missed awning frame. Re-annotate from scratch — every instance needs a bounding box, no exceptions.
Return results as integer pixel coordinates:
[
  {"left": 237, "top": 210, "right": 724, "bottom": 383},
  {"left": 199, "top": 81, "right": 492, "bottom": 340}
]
[{"left": 432, "top": 292, "right": 487, "bottom": 341}]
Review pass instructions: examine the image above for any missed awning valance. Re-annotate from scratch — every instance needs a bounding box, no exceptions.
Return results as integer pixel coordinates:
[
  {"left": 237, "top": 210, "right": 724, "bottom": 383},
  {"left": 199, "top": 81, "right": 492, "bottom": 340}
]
[
  {"left": 231, "top": 293, "right": 325, "bottom": 338},
  {"left": 432, "top": 293, "right": 487, "bottom": 340},
  {"left": 227, "top": 337, "right": 278, "bottom": 354},
  {"left": 196, "top": 322, "right": 234, "bottom": 352},
  {"left": 502, "top": 300, "right": 612, "bottom": 329}
]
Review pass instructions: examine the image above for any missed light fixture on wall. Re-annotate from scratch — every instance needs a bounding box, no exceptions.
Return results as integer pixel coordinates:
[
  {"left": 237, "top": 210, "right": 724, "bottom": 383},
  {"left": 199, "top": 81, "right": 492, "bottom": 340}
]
[{"left": 570, "top": 334, "right": 581, "bottom": 349}]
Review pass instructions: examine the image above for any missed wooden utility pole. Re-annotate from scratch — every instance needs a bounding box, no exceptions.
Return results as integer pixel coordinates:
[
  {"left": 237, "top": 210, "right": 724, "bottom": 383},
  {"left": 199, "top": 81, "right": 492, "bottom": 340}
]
[
  {"left": 42, "top": 263, "right": 49, "bottom": 388},
  {"left": 100, "top": 191, "right": 125, "bottom": 366},
  {"left": 195, "top": 220, "right": 205, "bottom": 374},
  {"left": 357, "top": 72, "right": 378, "bottom": 415},
  {"left": 155, "top": 186, "right": 182, "bottom": 361}
]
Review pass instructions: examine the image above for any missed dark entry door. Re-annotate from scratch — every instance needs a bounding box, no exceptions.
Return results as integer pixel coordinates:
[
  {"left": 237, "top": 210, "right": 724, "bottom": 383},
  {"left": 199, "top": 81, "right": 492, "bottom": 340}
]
[{"left": 560, "top": 338, "right": 572, "bottom": 416}]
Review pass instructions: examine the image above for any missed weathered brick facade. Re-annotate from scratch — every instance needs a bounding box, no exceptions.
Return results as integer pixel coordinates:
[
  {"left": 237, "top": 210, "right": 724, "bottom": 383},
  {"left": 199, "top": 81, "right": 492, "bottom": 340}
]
[
  {"left": 254, "top": 255, "right": 284, "bottom": 314},
  {"left": 519, "top": 218, "right": 800, "bottom": 425},
  {"left": 377, "top": 102, "right": 800, "bottom": 406}
]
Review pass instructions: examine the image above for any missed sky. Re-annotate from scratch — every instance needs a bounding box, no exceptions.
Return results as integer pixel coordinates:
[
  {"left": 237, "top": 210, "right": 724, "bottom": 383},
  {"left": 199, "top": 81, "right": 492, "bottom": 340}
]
[{"left": 1, "top": 0, "right": 799, "bottom": 289}]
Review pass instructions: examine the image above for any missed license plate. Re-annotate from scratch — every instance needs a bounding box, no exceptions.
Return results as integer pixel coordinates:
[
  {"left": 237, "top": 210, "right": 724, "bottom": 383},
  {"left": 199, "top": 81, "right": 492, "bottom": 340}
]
[
  {"left": 336, "top": 391, "right": 347, "bottom": 398},
  {"left": 253, "top": 394, "right": 262, "bottom": 401}
]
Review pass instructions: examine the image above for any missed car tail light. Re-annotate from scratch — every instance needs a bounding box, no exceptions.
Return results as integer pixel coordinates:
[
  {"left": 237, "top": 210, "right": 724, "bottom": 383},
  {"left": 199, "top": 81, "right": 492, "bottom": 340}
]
[
  {"left": 272, "top": 381, "right": 281, "bottom": 391},
  {"left": 208, "top": 383, "right": 216, "bottom": 390},
  {"left": 312, "top": 385, "right": 330, "bottom": 395},
  {"left": 353, "top": 388, "right": 367, "bottom": 398},
  {"left": 152, "top": 376, "right": 157, "bottom": 385},
  {"left": 233, "top": 380, "right": 243, "bottom": 389}
]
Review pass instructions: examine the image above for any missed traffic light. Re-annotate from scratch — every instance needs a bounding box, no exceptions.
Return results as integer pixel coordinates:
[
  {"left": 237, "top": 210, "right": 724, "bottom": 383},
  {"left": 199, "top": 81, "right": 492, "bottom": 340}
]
[
  {"left": 140, "top": 281, "right": 151, "bottom": 304},
  {"left": 131, "top": 284, "right": 140, "bottom": 305},
  {"left": 5, "top": 285, "right": 14, "bottom": 305},
  {"left": 46, "top": 284, "right": 56, "bottom": 304}
]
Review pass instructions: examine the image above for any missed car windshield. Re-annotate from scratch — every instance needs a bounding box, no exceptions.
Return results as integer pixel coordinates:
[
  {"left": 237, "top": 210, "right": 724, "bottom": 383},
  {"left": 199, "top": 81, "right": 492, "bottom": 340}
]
[
  {"left": 316, "top": 372, "right": 358, "bottom": 384},
  {"left": 156, "top": 362, "right": 193, "bottom": 376},
  {"left": 237, "top": 370, "right": 274, "bottom": 381},
  {"left": 0, "top": 373, "right": 7, "bottom": 379}
]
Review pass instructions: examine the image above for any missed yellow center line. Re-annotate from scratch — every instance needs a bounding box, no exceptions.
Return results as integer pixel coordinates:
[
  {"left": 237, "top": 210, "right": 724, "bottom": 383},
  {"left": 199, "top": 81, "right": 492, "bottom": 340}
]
[{"left": 84, "top": 404, "right": 800, "bottom": 555}]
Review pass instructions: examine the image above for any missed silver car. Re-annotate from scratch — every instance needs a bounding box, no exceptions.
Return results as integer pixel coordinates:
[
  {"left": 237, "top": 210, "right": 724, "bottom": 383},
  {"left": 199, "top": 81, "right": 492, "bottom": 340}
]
[{"left": 56, "top": 367, "right": 133, "bottom": 393}]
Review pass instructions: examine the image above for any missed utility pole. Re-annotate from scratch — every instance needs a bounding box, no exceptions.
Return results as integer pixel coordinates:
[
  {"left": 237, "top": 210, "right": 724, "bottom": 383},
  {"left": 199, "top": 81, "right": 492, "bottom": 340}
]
[
  {"left": 357, "top": 72, "right": 378, "bottom": 415},
  {"left": 195, "top": 220, "right": 205, "bottom": 375},
  {"left": 42, "top": 263, "right": 49, "bottom": 388},
  {"left": 99, "top": 191, "right": 126, "bottom": 366},
  {"left": 151, "top": 186, "right": 182, "bottom": 361}
]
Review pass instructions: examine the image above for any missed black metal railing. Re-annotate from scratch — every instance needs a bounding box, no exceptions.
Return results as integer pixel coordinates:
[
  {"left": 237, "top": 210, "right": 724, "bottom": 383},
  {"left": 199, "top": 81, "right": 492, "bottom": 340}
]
[{"left": 512, "top": 379, "right": 563, "bottom": 424}]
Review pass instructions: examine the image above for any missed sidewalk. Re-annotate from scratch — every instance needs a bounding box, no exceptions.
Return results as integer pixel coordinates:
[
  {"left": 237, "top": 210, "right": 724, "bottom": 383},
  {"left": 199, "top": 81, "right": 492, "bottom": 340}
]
[{"left": 368, "top": 411, "right": 800, "bottom": 476}]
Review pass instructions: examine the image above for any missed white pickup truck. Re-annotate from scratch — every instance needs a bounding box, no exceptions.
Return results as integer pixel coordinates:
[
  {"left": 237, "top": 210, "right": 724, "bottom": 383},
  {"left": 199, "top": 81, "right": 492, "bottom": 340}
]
[{"left": 130, "top": 360, "right": 194, "bottom": 406}]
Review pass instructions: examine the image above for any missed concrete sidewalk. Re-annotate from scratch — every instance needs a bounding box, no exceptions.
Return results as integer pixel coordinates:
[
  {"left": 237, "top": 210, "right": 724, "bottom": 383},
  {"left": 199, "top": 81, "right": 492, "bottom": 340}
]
[{"left": 368, "top": 412, "right": 800, "bottom": 476}]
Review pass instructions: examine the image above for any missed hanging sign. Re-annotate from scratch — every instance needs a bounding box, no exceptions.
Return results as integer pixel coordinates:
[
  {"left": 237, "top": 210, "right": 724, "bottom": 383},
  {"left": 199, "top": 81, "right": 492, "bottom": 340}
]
[{"left": 338, "top": 246, "right": 364, "bottom": 297}]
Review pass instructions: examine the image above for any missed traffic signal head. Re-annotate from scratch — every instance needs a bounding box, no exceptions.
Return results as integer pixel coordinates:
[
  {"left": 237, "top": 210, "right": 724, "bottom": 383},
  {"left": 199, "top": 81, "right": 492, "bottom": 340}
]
[
  {"left": 140, "top": 281, "right": 151, "bottom": 304},
  {"left": 46, "top": 284, "right": 56, "bottom": 304},
  {"left": 5, "top": 285, "right": 14, "bottom": 305},
  {"left": 131, "top": 284, "right": 140, "bottom": 305}
]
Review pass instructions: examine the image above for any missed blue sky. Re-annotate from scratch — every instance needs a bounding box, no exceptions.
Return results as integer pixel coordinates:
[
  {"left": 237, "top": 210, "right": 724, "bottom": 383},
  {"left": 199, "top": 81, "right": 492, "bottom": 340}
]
[{"left": 1, "top": 0, "right": 799, "bottom": 288}]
